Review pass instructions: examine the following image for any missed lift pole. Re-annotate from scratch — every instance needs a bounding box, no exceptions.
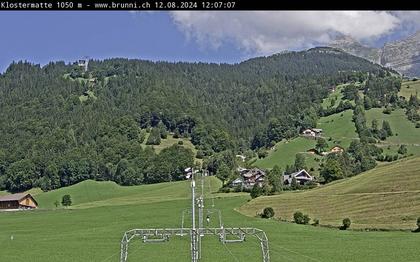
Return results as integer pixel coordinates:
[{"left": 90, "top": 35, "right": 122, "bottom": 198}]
[{"left": 191, "top": 169, "right": 199, "bottom": 262}]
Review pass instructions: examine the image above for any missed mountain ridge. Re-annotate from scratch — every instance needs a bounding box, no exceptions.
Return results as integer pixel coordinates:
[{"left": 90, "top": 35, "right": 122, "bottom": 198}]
[{"left": 329, "top": 31, "right": 420, "bottom": 77}]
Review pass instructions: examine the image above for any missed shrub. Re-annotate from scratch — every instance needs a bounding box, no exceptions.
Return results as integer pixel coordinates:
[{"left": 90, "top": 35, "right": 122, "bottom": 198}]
[
  {"left": 341, "top": 218, "right": 351, "bottom": 230},
  {"left": 383, "top": 107, "right": 392, "bottom": 114},
  {"left": 417, "top": 217, "right": 420, "bottom": 229},
  {"left": 312, "top": 219, "right": 320, "bottom": 226},
  {"left": 303, "top": 214, "right": 311, "bottom": 225},
  {"left": 250, "top": 184, "right": 263, "bottom": 199},
  {"left": 178, "top": 140, "right": 184, "bottom": 145},
  {"left": 61, "top": 194, "right": 72, "bottom": 207},
  {"left": 196, "top": 150, "right": 204, "bottom": 159},
  {"left": 218, "top": 187, "right": 231, "bottom": 193},
  {"left": 294, "top": 211, "right": 305, "bottom": 224},
  {"left": 257, "top": 149, "right": 268, "bottom": 159},
  {"left": 416, "top": 123, "right": 420, "bottom": 128},
  {"left": 262, "top": 207, "right": 275, "bottom": 219},
  {"left": 398, "top": 145, "right": 408, "bottom": 155},
  {"left": 376, "top": 155, "right": 385, "bottom": 161}
]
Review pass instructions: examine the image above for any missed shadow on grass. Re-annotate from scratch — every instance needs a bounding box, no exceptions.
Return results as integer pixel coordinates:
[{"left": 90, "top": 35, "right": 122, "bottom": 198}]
[{"left": 411, "top": 228, "right": 420, "bottom": 233}]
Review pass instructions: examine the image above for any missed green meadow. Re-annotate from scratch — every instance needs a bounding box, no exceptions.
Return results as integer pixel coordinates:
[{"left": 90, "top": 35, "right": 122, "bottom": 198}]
[
  {"left": 365, "top": 108, "right": 420, "bottom": 145},
  {"left": 400, "top": 80, "right": 420, "bottom": 99},
  {"left": 1, "top": 174, "right": 420, "bottom": 262},
  {"left": 317, "top": 109, "right": 358, "bottom": 148},
  {"left": 254, "top": 137, "right": 317, "bottom": 170}
]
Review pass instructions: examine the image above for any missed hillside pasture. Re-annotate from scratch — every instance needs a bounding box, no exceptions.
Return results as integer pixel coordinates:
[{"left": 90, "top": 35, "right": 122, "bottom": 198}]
[
  {"left": 365, "top": 108, "right": 420, "bottom": 145},
  {"left": 254, "top": 137, "right": 317, "bottom": 170},
  {"left": 400, "top": 80, "right": 420, "bottom": 99},
  {"left": 317, "top": 109, "right": 358, "bottom": 148},
  {"left": 240, "top": 157, "right": 420, "bottom": 230}
]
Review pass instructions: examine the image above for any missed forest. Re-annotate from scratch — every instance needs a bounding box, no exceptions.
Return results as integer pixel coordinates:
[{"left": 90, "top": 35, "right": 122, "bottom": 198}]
[{"left": 0, "top": 47, "right": 399, "bottom": 192}]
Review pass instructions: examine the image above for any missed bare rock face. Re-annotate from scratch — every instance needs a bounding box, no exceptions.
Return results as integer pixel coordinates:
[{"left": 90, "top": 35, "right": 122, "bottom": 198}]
[
  {"left": 381, "top": 31, "right": 420, "bottom": 77},
  {"left": 329, "top": 35, "right": 382, "bottom": 64},
  {"left": 329, "top": 31, "right": 420, "bottom": 77}
]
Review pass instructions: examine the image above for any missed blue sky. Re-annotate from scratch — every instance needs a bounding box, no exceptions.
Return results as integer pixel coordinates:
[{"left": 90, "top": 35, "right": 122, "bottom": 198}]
[
  {"left": 1, "top": 11, "right": 419, "bottom": 72},
  {"left": 0, "top": 11, "right": 244, "bottom": 72}
]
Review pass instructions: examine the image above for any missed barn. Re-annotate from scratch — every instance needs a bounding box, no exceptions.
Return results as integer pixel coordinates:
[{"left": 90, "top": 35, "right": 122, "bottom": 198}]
[{"left": 0, "top": 193, "right": 38, "bottom": 210}]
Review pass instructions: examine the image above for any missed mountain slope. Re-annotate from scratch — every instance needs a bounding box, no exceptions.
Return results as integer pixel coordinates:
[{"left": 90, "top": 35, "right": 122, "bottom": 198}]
[
  {"left": 0, "top": 48, "right": 392, "bottom": 192},
  {"left": 329, "top": 35, "right": 381, "bottom": 64},
  {"left": 239, "top": 157, "right": 420, "bottom": 229},
  {"left": 329, "top": 31, "right": 420, "bottom": 77}
]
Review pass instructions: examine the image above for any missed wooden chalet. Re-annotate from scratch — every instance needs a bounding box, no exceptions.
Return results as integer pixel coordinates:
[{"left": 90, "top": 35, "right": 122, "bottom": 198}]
[
  {"left": 0, "top": 193, "right": 38, "bottom": 210},
  {"left": 231, "top": 168, "right": 266, "bottom": 189},
  {"left": 283, "top": 169, "right": 314, "bottom": 186},
  {"left": 301, "top": 128, "right": 323, "bottom": 138}
]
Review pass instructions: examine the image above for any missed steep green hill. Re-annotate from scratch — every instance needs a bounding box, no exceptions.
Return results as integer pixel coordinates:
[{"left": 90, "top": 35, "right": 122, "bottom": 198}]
[
  {"left": 240, "top": 157, "right": 420, "bottom": 229},
  {"left": 254, "top": 109, "right": 357, "bottom": 170},
  {"left": 317, "top": 109, "right": 358, "bottom": 148}
]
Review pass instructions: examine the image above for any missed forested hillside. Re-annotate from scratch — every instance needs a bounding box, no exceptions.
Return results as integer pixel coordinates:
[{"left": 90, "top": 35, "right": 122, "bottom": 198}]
[{"left": 0, "top": 47, "right": 395, "bottom": 192}]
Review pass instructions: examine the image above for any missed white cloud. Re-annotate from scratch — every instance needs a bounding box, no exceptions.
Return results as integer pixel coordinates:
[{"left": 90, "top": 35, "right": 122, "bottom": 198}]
[{"left": 170, "top": 11, "right": 401, "bottom": 55}]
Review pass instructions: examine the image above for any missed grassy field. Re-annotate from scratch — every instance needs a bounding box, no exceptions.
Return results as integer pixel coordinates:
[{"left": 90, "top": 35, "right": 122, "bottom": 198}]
[
  {"left": 254, "top": 137, "right": 318, "bottom": 170},
  {"left": 365, "top": 108, "right": 420, "bottom": 145},
  {"left": 142, "top": 133, "right": 197, "bottom": 154},
  {"left": 1, "top": 174, "right": 420, "bottom": 261},
  {"left": 240, "top": 157, "right": 420, "bottom": 230},
  {"left": 322, "top": 84, "right": 346, "bottom": 109},
  {"left": 400, "top": 80, "right": 420, "bottom": 99},
  {"left": 317, "top": 109, "right": 358, "bottom": 148}
]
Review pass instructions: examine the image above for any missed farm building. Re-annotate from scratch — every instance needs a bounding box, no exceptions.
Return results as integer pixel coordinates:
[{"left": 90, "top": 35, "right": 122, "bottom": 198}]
[
  {"left": 301, "top": 128, "right": 323, "bottom": 138},
  {"left": 231, "top": 168, "right": 266, "bottom": 189},
  {"left": 0, "top": 193, "right": 38, "bottom": 210},
  {"left": 283, "top": 169, "right": 314, "bottom": 186},
  {"left": 330, "top": 146, "right": 344, "bottom": 153}
]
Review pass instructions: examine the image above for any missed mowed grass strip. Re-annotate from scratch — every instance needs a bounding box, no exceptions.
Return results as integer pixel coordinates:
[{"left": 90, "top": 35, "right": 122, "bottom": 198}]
[{"left": 239, "top": 157, "right": 420, "bottom": 229}]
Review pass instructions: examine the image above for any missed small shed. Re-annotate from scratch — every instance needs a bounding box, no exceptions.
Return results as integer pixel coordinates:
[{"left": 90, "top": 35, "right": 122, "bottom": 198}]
[{"left": 0, "top": 193, "right": 38, "bottom": 210}]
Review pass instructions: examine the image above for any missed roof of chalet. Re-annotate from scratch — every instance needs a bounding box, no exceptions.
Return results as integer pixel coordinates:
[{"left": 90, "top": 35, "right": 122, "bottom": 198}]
[
  {"left": 284, "top": 169, "right": 313, "bottom": 180},
  {"left": 231, "top": 178, "right": 244, "bottom": 183},
  {"left": 302, "top": 128, "right": 322, "bottom": 133},
  {"left": 0, "top": 193, "right": 38, "bottom": 206},
  {"left": 242, "top": 168, "right": 265, "bottom": 178}
]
